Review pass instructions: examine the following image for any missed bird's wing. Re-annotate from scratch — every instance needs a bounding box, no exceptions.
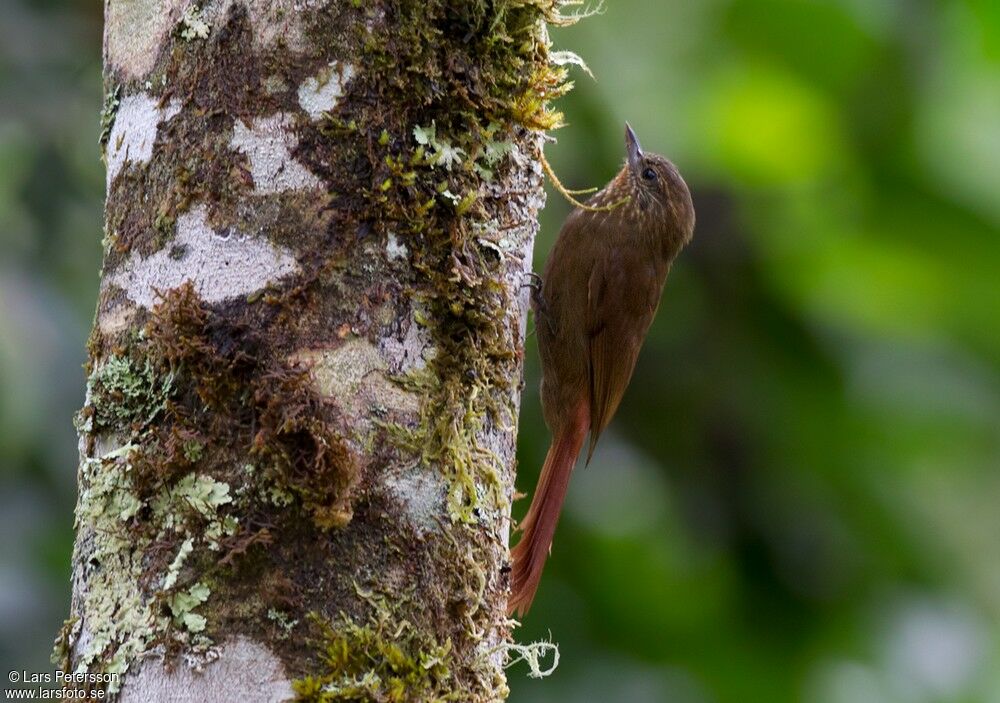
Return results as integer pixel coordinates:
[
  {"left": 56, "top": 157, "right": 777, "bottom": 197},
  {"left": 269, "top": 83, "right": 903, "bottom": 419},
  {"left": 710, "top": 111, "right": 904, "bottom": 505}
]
[{"left": 585, "top": 253, "right": 656, "bottom": 462}]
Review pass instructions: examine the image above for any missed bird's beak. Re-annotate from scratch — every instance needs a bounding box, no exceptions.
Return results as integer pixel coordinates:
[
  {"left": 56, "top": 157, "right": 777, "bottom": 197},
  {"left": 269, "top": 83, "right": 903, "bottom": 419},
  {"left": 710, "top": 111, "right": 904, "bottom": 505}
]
[{"left": 625, "top": 122, "right": 643, "bottom": 171}]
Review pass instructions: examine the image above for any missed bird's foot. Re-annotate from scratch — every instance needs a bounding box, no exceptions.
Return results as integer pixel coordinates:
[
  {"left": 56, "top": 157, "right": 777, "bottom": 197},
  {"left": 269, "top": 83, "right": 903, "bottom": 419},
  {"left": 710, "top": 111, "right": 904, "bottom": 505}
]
[
  {"left": 521, "top": 271, "right": 543, "bottom": 291},
  {"left": 523, "top": 273, "right": 548, "bottom": 319}
]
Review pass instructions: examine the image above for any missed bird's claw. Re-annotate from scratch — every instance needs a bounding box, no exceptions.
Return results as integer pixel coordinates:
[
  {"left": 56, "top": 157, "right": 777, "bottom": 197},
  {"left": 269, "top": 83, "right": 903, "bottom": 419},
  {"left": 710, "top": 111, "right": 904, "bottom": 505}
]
[
  {"left": 521, "top": 272, "right": 543, "bottom": 290},
  {"left": 521, "top": 273, "right": 551, "bottom": 334}
]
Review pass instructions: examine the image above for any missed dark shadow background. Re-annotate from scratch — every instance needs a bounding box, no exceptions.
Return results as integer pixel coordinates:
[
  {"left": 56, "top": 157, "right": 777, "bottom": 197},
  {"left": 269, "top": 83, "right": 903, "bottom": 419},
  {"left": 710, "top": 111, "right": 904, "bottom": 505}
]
[{"left": 2, "top": 1, "right": 999, "bottom": 702}]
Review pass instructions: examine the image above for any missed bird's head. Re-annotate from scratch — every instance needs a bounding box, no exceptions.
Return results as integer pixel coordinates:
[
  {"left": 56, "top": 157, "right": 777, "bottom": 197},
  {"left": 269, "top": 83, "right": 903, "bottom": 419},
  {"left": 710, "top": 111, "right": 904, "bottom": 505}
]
[{"left": 623, "top": 122, "right": 695, "bottom": 244}]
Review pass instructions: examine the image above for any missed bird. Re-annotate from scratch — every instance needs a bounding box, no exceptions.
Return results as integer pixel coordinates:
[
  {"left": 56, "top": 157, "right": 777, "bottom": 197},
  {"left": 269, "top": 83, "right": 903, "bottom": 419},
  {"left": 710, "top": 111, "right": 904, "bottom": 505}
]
[{"left": 509, "top": 123, "right": 696, "bottom": 616}]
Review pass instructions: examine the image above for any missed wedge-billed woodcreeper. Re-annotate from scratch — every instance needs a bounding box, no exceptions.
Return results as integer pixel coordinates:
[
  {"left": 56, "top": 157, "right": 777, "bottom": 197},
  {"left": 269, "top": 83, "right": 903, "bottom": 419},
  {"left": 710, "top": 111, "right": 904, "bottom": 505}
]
[{"left": 509, "top": 124, "right": 696, "bottom": 616}]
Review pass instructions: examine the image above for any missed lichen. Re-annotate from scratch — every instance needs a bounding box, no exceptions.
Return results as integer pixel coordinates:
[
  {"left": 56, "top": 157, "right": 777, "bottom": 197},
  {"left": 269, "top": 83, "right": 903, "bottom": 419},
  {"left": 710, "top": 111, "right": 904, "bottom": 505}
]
[
  {"left": 69, "top": 284, "right": 361, "bottom": 690},
  {"left": 230, "top": 114, "right": 324, "bottom": 194},
  {"left": 70, "top": 438, "right": 236, "bottom": 692},
  {"left": 83, "top": 353, "right": 172, "bottom": 433},
  {"left": 291, "top": 0, "right": 581, "bottom": 527},
  {"left": 268, "top": 608, "right": 300, "bottom": 639},
  {"left": 162, "top": 537, "right": 194, "bottom": 590},
  {"left": 104, "top": 93, "right": 182, "bottom": 189},
  {"left": 298, "top": 61, "right": 356, "bottom": 120},
  {"left": 140, "top": 282, "right": 361, "bottom": 531},
  {"left": 98, "top": 84, "right": 121, "bottom": 154},
  {"left": 79, "top": 0, "right": 583, "bottom": 696},
  {"left": 168, "top": 582, "right": 211, "bottom": 633},
  {"left": 502, "top": 639, "right": 560, "bottom": 680},
  {"left": 106, "top": 204, "right": 302, "bottom": 308},
  {"left": 179, "top": 5, "right": 211, "bottom": 41}
]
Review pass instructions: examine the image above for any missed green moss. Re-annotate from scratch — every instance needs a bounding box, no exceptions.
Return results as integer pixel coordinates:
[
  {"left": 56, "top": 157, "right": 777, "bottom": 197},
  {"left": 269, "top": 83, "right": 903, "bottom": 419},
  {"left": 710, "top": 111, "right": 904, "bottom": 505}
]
[
  {"left": 326, "top": 0, "right": 577, "bottom": 133},
  {"left": 293, "top": 0, "right": 586, "bottom": 525},
  {"left": 286, "top": 517, "right": 513, "bottom": 702},
  {"left": 141, "top": 282, "right": 361, "bottom": 531},
  {"left": 293, "top": 612, "right": 456, "bottom": 703},
  {"left": 83, "top": 0, "right": 588, "bottom": 692},
  {"left": 68, "top": 284, "right": 364, "bottom": 684},
  {"left": 103, "top": 6, "right": 277, "bottom": 269},
  {"left": 285, "top": 8, "right": 586, "bottom": 691}
]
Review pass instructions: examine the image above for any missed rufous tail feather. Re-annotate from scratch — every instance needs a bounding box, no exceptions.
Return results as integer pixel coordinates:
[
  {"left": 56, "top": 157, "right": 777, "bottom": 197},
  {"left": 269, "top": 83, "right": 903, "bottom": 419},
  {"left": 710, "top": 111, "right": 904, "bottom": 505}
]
[{"left": 508, "top": 402, "right": 589, "bottom": 616}]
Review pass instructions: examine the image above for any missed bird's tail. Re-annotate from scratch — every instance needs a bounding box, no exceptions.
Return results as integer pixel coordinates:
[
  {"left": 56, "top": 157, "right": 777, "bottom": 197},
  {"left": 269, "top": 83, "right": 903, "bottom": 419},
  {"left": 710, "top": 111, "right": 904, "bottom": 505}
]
[{"left": 508, "top": 401, "right": 589, "bottom": 616}]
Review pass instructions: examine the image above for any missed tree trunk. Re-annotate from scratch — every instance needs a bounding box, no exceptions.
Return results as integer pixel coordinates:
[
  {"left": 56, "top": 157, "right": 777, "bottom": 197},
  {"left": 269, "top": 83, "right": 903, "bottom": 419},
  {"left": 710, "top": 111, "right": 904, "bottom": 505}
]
[{"left": 57, "top": 1, "right": 574, "bottom": 700}]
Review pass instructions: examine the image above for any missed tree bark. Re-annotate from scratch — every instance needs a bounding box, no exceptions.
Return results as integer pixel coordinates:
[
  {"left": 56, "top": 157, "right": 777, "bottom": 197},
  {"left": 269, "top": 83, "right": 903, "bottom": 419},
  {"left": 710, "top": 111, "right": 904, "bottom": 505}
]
[{"left": 57, "top": 1, "right": 574, "bottom": 700}]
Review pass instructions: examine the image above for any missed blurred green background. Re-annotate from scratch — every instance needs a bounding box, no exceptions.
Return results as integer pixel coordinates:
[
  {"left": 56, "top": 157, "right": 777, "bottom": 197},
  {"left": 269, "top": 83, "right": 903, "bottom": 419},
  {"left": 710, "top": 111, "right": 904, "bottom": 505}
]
[{"left": 1, "top": 1, "right": 999, "bottom": 701}]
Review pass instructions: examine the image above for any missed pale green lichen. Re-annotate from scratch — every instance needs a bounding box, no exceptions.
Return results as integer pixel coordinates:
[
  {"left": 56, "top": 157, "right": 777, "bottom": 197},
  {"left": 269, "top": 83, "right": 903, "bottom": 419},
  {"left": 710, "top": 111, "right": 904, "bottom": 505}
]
[
  {"left": 76, "top": 443, "right": 143, "bottom": 525},
  {"left": 73, "top": 444, "right": 156, "bottom": 692},
  {"left": 151, "top": 473, "right": 232, "bottom": 526},
  {"left": 85, "top": 353, "right": 173, "bottom": 433},
  {"left": 151, "top": 473, "right": 237, "bottom": 551},
  {"left": 412, "top": 121, "right": 514, "bottom": 181},
  {"left": 169, "top": 582, "right": 211, "bottom": 633},
  {"left": 182, "top": 439, "right": 204, "bottom": 462},
  {"left": 179, "top": 5, "right": 210, "bottom": 41},
  {"left": 70, "top": 279, "right": 363, "bottom": 689},
  {"left": 413, "top": 122, "right": 466, "bottom": 171},
  {"left": 162, "top": 537, "right": 194, "bottom": 590},
  {"left": 99, "top": 84, "right": 122, "bottom": 152},
  {"left": 266, "top": 483, "right": 296, "bottom": 507},
  {"left": 502, "top": 639, "right": 560, "bottom": 680},
  {"left": 267, "top": 608, "right": 300, "bottom": 639},
  {"left": 204, "top": 514, "right": 239, "bottom": 550},
  {"left": 71, "top": 441, "right": 236, "bottom": 689}
]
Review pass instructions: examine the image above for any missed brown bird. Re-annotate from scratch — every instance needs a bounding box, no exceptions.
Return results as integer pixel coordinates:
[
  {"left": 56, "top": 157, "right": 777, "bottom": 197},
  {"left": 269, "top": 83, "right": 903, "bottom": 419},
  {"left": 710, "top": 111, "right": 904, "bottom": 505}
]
[{"left": 509, "top": 123, "right": 696, "bottom": 616}]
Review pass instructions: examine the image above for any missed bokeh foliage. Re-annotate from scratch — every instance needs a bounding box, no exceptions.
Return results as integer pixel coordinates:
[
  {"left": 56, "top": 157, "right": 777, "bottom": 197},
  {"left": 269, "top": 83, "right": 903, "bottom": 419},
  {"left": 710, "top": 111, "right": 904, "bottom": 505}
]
[{"left": 1, "top": 1, "right": 998, "bottom": 701}]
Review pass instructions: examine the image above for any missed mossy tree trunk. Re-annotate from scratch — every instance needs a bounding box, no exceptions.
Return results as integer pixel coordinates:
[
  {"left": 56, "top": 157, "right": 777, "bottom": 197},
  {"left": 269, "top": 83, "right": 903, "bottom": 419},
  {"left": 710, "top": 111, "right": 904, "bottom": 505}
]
[{"left": 58, "top": 1, "right": 576, "bottom": 700}]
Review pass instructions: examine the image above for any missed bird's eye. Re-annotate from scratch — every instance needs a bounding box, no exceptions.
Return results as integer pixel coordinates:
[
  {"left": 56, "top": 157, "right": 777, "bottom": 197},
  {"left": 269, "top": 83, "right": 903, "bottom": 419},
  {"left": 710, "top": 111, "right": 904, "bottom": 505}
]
[{"left": 642, "top": 167, "right": 657, "bottom": 181}]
